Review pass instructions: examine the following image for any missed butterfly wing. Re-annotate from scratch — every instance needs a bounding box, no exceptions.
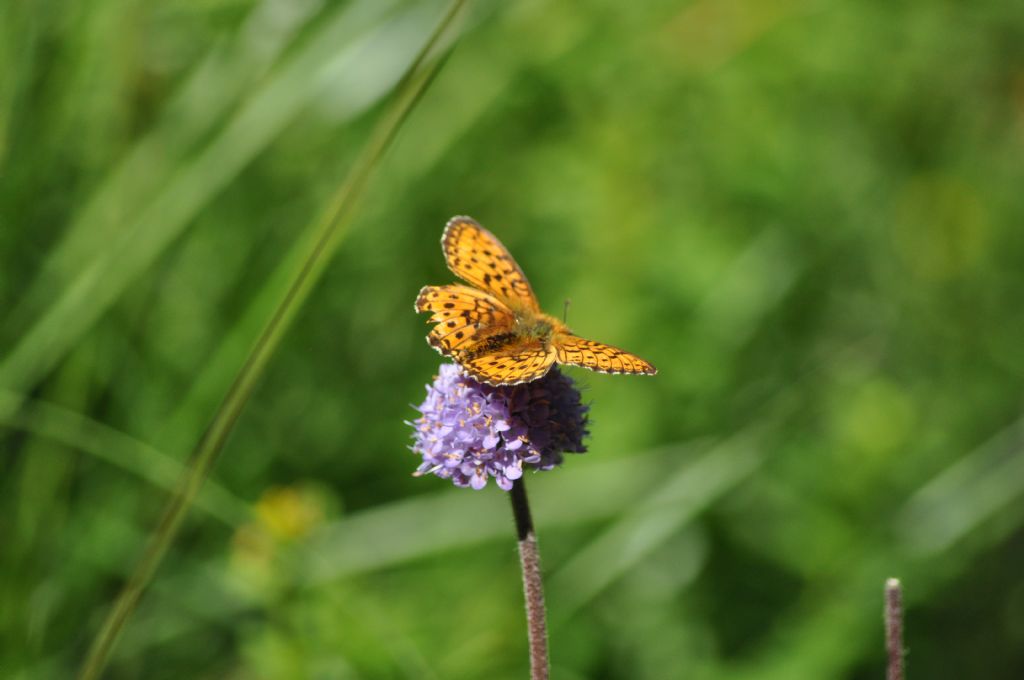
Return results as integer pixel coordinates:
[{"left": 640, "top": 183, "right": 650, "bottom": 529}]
[
  {"left": 442, "top": 216, "right": 541, "bottom": 313},
  {"left": 424, "top": 217, "right": 656, "bottom": 384},
  {"left": 459, "top": 338, "right": 556, "bottom": 386},
  {"left": 553, "top": 333, "right": 658, "bottom": 376},
  {"left": 416, "top": 284, "right": 516, "bottom": 355}
]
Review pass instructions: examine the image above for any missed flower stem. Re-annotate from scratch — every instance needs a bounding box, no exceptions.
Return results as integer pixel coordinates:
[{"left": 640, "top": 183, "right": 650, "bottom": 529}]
[
  {"left": 510, "top": 479, "right": 550, "bottom": 680},
  {"left": 885, "top": 578, "right": 905, "bottom": 680}
]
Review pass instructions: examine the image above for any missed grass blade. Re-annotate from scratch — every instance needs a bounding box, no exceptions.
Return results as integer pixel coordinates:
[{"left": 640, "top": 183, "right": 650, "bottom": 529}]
[
  {"left": 0, "top": 0, "right": 405, "bottom": 416},
  {"left": 76, "top": 2, "right": 469, "bottom": 678},
  {"left": 0, "top": 391, "right": 249, "bottom": 526}
]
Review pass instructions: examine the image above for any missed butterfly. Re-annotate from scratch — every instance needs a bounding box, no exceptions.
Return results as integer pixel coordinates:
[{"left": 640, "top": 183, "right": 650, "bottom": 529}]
[{"left": 415, "top": 216, "right": 657, "bottom": 386}]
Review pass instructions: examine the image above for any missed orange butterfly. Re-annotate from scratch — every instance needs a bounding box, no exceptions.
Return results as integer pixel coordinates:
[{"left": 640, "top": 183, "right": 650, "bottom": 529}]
[{"left": 415, "top": 216, "right": 657, "bottom": 386}]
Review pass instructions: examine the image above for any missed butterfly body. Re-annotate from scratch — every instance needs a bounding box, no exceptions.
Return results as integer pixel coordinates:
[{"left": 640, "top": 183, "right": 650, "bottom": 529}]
[
  {"left": 416, "top": 216, "right": 657, "bottom": 386},
  {"left": 504, "top": 313, "right": 558, "bottom": 345}
]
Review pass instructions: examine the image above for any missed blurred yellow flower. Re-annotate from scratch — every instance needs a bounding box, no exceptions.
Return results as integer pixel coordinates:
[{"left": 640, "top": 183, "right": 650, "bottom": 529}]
[{"left": 254, "top": 485, "right": 327, "bottom": 541}]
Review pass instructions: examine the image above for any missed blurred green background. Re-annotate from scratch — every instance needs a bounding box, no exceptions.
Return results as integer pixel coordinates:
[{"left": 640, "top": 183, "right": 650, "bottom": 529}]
[{"left": 3, "top": 0, "right": 1024, "bottom": 677}]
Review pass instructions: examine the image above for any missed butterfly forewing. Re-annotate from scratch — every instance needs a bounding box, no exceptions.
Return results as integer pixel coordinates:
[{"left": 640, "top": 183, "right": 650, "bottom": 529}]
[
  {"left": 442, "top": 216, "right": 541, "bottom": 313},
  {"left": 553, "top": 334, "right": 657, "bottom": 376}
]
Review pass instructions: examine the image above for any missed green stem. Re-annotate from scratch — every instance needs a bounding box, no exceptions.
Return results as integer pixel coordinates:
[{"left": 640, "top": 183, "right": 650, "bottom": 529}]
[{"left": 76, "top": 3, "right": 468, "bottom": 678}]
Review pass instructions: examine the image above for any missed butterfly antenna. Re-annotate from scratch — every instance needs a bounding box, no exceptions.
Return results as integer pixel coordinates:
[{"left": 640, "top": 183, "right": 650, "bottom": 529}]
[{"left": 563, "top": 298, "right": 571, "bottom": 323}]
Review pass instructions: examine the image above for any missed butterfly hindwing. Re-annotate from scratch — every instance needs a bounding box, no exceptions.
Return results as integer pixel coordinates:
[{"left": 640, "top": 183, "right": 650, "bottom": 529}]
[
  {"left": 553, "top": 333, "right": 657, "bottom": 376},
  {"left": 458, "top": 338, "right": 556, "bottom": 386},
  {"left": 442, "top": 216, "right": 540, "bottom": 313},
  {"left": 416, "top": 285, "right": 515, "bottom": 355}
]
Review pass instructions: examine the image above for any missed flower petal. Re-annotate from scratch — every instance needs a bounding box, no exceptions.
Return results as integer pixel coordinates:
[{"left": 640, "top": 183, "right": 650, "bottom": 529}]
[{"left": 408, "top": 363, "right": 589, "bottom": 491}]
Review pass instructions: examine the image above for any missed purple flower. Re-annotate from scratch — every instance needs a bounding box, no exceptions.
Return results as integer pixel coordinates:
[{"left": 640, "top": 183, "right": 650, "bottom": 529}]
[{"left": 408, "top": 363, "right": 589, "bottom": 490}]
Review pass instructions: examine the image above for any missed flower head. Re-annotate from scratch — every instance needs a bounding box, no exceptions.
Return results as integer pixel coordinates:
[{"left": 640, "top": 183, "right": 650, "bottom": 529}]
[{"left": 408, "top": 363, "right": 589, "bottom": 490}]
